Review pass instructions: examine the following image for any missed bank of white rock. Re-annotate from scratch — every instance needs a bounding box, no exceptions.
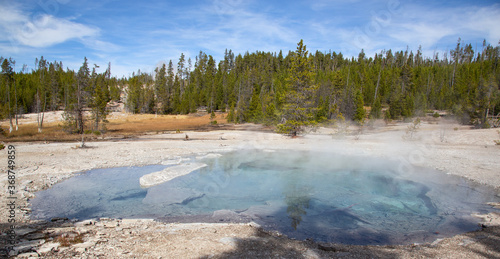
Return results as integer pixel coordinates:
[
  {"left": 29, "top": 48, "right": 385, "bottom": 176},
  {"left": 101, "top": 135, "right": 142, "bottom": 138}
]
[{"left": 139, "top": 162, "right": 207, "bottom": 188}]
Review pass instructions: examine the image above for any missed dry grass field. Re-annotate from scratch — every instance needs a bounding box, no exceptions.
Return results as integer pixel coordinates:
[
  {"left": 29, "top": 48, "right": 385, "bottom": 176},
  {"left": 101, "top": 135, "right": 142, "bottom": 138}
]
[{"left": 0, "top": 111, "right": 228, "bottom": 142}]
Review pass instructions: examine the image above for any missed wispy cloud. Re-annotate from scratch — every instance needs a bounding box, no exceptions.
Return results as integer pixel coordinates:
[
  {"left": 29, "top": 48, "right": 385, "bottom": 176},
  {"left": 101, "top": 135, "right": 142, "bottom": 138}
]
[
  {"left": 82, "top": 39, "right": 121, "bottom": 53},
  {"left": 390, "top": 3, "right": 500, "bottom": 45},
  {"left": 0, "top": 3, "right": 99, "bottom": 48},
  {"left": 140, "top": 0, "right": 298, "bottom": 66}
]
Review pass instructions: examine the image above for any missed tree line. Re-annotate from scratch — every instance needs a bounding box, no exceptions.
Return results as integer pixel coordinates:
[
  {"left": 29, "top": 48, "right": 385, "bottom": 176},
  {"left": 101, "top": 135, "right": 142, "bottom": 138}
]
[
  {"left": 1, "top": 38, "right": 499, "bottom": 135},
  {"left": 0, "top": 56, "right": 120, "bottom": 134}
]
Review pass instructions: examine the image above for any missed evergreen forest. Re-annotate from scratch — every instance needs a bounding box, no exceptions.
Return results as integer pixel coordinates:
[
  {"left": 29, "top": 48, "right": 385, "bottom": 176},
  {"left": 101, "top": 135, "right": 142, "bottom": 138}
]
[{"left": 1, "top": 39, "right": 499, "bottom": 135}]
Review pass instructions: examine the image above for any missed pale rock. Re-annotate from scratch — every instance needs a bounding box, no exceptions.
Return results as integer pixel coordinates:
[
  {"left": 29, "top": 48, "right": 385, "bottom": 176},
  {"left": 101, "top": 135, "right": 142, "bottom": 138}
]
[
  {"left": 36, "top": 242, "right": 60, "bottom": 254},
  {"left": 16, "top": 252, "right": 39, "bottom": 258},
  {"left": 14, "top": 239, "right": 45, "bottom": 253},
  {"left": 16, "top": 228, "right": 37, "bottom": 236},
  {"left": 218, "top": 237, "right": 238, "bottom": 247},
  {"left": 75, "top": 227, "right": 91, "bottom": 235},
  {"left": 103, "top": 221, "right": 119, "bottom": 228},
  {"left": 458, "top": 238, "right": 476, "bottom": 246},
  {"left": 430, "top": 238, "right": 444, "bottom": 247},
  {"left": 74, "top": 219, "right": 94, "bottom": 227},
  {"left": 25, "top": 233, "right": 46, "bottom": 240},
  {"left": 139, "top": 163, "right": 207, "bottom": 187},
  {"left": 196, "top": 153, "right": 222, "bottom": 160},
  {"left": 73, "top": 241, "right": 96, "bottom": 251},
  {"left": 303, "top": 249, "right": 321, "bottom": 259},
  {"left": 75, "top": 247, "right": 86, "bottom": 253},
  {"left": 248, "top": 222, "right": 261, "bottom": 228}
]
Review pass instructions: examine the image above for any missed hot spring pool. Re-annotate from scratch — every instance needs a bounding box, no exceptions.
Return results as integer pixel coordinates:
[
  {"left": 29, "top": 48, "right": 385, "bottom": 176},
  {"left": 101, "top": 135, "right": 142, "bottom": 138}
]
[{"left": 30, "top": 149, "right": 500, "bottom": 245}]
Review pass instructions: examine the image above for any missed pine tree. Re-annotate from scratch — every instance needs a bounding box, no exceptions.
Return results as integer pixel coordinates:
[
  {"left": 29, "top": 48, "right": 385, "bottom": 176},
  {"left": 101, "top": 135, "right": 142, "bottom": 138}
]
[
  {"left": 248, "top": 85, "right": 263, "bottom": 122},
  {"left": 227, "top": 104, "right": 236, "bottom": 123},
  {"left": 277, "top": 40, "right": 318, "bottom": 136},
  {"left": 1, "top": 58, "right": 14, "bottom": 132},
  {"left": 35, "top": 57, "right": 48, "bottom": 133},
  {"left": 353, "top": 90, "right": 366, "bottom": 124},
  {"left": 166, "top": 60, "right": 175, "bottom": 113},
  {"left": 63, "top": 57, "right": 90, "bottom": 134},
  {"left": 264, "top": 102, "right": 277, "bottom": 125},
  {"left": 154, "top": 63, "right": 167, "bottom": 114},
  {"left": 89, "top": 64, "right": 110, "bottom": 132},
  {"left": 370, "top": 97, "right": 382, "bottom": 119}
]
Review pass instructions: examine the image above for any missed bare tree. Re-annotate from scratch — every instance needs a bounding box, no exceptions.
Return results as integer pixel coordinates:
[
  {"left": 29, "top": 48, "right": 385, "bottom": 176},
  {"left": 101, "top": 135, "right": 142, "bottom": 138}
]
[
  {"left": 35, "top": 57, "right": 48, "bottom": 133},
  {"left": 63, "top": 57, "right": 90, "bottom": 135}
]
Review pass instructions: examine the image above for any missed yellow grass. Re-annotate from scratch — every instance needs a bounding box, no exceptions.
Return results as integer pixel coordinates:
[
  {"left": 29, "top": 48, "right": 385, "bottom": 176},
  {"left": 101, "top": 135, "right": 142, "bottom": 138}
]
[
  {"left": 0, "top": 112, "right": 228, "bottom": 142},
  {"left": 107, "top": 112, "right": 227, "bottom": 133}
]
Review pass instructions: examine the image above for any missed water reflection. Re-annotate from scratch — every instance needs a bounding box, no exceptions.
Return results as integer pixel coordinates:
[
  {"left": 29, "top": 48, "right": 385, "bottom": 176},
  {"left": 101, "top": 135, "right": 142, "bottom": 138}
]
[
  {"left": 285, "top": 191, "right": 310, "bottom": 230},
  {"left": 283, "top": 176, "right": 311, "bottom": 230}
]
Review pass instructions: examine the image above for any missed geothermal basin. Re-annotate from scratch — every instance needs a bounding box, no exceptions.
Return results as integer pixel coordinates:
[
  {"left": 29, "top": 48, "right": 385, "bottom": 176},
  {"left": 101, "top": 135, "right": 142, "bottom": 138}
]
[{"left": 30, "top": 149, "right": 500, "bottom": 245}]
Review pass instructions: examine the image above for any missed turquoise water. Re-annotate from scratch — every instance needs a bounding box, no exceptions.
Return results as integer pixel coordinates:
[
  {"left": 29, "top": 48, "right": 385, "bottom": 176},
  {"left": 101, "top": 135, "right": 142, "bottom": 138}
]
[{"left": 30, "top": 149, "right": 500, "bottom": 245}]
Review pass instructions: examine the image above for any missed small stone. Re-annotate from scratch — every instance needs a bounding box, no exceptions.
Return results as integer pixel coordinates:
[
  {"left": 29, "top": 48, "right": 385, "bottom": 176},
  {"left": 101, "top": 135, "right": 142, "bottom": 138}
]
[
  {"left": 16, "top": 228, "right": 37, "bottom": 236},
  {"left": 94, "top": 222, "right": 104, "bottom": 227},
  {"left": 25, "top": 233, "right": 46, "bottom": 240},
  {"left": 75, "top": 247, "right": 86, "bottom": 253},
  {"left": 248, "top": 222, "right": 261, "bottom": 228},
  {"left": 15, "top": 239, "right": 45, "bottom": 254},
  {"left": 74, "top": 219, "right": 94, "bottom": 227},
  {"left": 317, "top": 243, "right": 347, "bottom": 252},
  {"left": 218, "top": 237, "right": 238, "bottom": 247},
  {"left": 51, "top": 217, "right": 68, "bottom": 222},
  {"left": 104, "top": 221, "right": 119, "bottom": 228},
  {"left": 430, "top": 238, "right": 444, "bottom": 247},
  {"left": 21, "top": 180, "right": 33, "bottom": 186},
  {"left": 60, "top": 222, "right": 74, "bottom": 228},
  {"left": 20, "top": 207, "right": 32, "bottom": 213},
  {"left": 303, "top": 249, "right": 321, "bottom": 259},
  {"left": 36, "top": 242, "right": 60, "bottom": 254},
  {"left": 97, "top": 238, "right": 108, "bottom": 244},
  {"left": 72, "top": 241, "right": 95, "bottom": 251},
  {"left": 458, "top": 238, "right": 476, "bottom": 246}
]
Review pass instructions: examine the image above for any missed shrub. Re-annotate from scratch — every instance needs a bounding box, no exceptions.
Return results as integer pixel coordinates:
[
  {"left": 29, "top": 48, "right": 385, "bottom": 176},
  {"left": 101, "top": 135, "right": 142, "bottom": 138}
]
[
  {"left": 55, "top": 232, "right": 84, "bottom": 247},
  {"left": 331, "top": 115, "right": 349, "bottom": 139},
  {"left": 0, "top": 143, "right": 5, "bottom": 150},
  {"left": 403, "top": 118, "right": 421, "bottom": 140},
  {"left": 210, "top": 120, "right": 218, "bottom": 125},
  {"left": 433, "top": 112, "right": 440, "bottom": 118}
]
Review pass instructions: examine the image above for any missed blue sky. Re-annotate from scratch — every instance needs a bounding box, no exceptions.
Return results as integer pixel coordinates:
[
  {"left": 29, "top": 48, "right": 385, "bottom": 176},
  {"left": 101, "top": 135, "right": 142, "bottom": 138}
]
[{"left": 1, "top": 0, "right": 499, "bottom": 77}]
